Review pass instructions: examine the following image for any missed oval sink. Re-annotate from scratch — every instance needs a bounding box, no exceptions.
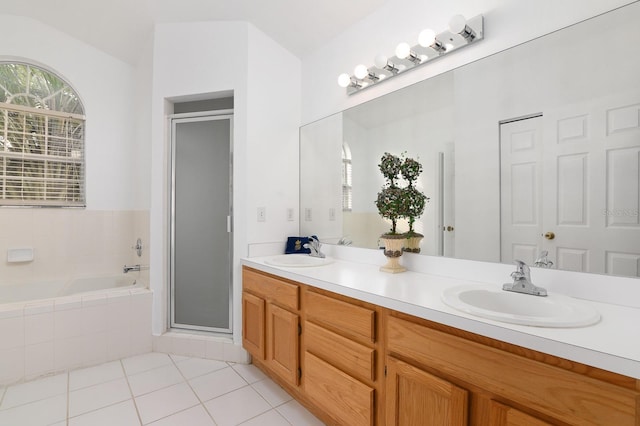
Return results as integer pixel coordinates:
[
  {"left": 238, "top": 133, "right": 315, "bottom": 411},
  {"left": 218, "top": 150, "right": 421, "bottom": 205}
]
[
  {"left": 265, "top": 254, "right": 333, "bottom": 267},
  {"left": 441, "top": 285, "right": 600, "bottom": 327}
]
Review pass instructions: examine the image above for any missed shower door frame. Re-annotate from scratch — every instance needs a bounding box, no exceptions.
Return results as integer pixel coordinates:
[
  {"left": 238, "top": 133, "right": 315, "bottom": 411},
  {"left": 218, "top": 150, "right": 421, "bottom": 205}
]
[{"left": 168, "top": 110, "right": 234, "bottom": 334}]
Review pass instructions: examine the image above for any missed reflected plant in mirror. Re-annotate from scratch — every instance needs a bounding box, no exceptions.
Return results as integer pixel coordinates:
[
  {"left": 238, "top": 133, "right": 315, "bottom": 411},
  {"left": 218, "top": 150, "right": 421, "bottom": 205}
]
[
  {"left": 375, "top": 152, "right": 407, "bottom": 273},
  {"left": 399, "top": 154, "right": 429, "bottom": 253},
  {"left": 375, "top": 152, "right": 403, "bottom": 235}
]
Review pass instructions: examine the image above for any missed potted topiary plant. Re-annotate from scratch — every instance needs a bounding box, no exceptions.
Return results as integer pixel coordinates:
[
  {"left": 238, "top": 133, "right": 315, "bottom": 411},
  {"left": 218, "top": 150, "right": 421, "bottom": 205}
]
[
  {"left": 399, "top": 155, "right": 429, "bottom": 253},
  {"left": 375, "top": 152, "right": 406, "bottom": 273}
]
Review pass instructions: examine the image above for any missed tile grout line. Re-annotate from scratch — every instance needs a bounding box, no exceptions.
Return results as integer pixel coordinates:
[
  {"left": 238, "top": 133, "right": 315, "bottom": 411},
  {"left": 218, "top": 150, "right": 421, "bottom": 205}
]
[
  {"left": 120, "top": 358, "right": 144, "bottom": 425},
  {"left": 231, "top": 364, "right": 295, "bottom": 426},
  {"left": 169, "top": 354, "right": 220, "bottom": 425}
]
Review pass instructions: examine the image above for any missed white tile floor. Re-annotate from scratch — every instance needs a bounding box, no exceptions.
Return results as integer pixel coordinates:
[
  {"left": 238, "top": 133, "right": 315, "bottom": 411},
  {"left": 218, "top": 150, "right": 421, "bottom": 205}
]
[{"left": 0, "top": 352, "right": 325, "bottom": 426}]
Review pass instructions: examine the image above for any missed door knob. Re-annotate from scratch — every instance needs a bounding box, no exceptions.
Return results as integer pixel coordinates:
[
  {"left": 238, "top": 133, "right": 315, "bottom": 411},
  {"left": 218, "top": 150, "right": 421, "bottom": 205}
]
[
  {"left": 443, "top": 226, "right": 455, "bottom": 232},
  {"left": 544, "top": 231, "right": 555, "bottom": 240}
]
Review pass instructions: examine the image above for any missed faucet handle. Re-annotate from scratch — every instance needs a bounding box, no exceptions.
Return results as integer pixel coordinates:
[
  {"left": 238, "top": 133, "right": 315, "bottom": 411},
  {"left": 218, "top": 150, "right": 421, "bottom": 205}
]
[
  {"left": 510, "top": 270, "right": 524, "bottom": 280},
  {"left": 512, "top": 259, "right": 527, "bottom": 272}
]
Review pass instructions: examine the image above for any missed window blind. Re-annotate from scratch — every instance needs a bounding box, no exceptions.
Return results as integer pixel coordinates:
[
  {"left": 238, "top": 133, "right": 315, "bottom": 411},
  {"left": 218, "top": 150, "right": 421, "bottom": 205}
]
[{"left": 0, "top": 104, "right": 85, "bottom": 206}]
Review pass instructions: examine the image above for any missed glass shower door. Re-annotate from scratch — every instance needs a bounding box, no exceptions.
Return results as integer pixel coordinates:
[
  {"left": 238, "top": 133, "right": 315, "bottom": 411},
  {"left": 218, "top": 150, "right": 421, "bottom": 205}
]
[{"left": 170, "top": 114, "right": 232, "bottom": 333}]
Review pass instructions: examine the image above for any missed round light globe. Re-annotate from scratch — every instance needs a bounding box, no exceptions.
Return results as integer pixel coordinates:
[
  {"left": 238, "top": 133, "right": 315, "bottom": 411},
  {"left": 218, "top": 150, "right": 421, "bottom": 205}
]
[
  {"left": 449, "top": 14, "right": 467, "bottom": 34},
  {"left": 418, "top": 29, "right": 436, "bottom": 47},
  {"left": 395, "top": 42, "right": 411, "bottom": 59},
  {"left": 354, "top": 64, "right": 368, "bottom": 80},
  {"left": 337, "top": 73, "right": 351, "bottom": 88},
  {"left": 374, "top": 54, "right": 388, "bottom": 69}
]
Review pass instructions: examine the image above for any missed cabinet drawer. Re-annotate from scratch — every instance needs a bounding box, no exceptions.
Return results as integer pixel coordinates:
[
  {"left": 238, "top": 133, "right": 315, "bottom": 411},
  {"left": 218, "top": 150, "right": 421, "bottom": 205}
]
[
  {"left": 305, "top": 352, "right": 374, "bottom": 426},
  {"left": 306, "top": 291, "right": 375, "bottom": 343},
  {"left": 305, "top": 321, "right": 375, "bottom": 382},
  {"left": 387, "top": 315, "right": 640, "bottom": 426},
  {"left": 243, "top": 268, "right": 299, "bottom": 310}
]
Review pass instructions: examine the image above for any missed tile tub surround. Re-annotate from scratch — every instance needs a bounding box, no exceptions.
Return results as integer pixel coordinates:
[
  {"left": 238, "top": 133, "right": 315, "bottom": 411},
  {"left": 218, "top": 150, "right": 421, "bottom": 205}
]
[
  {"left": 0, "top": 288, "right": 152, "bottom": 385},
  {"left": 0, "top": 209, "right": 150, "bottom": 287},
  {"left": 0, "top": 353, "right": 324, "bottom": 425}
]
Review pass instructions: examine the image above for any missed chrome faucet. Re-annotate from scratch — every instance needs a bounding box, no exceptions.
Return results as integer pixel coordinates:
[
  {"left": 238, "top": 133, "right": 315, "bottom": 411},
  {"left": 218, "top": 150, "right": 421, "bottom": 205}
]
[
  {"left": 337, "top": 236, "right": 352, "bottom": 246},
  {"left": 303, "top": 236, "right": 325, "bottom": 258},
  {"left": 502, "top": 259, "right": 547, "bottom": 296},
  {"left": 534, "top": 250, "right": 554, "bottom": 268},
  {"left": 123, "top": 264, "right": 141, "bottom": 273}
]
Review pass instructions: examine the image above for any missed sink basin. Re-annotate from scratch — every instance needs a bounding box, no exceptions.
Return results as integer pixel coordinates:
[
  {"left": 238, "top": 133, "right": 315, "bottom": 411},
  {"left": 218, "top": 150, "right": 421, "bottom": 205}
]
[
  {"left": 265, "top": 254, "right": 333, "bottom": 267},
  {"left": 441, "top": 285, "right": 600, "bottom": 327}
]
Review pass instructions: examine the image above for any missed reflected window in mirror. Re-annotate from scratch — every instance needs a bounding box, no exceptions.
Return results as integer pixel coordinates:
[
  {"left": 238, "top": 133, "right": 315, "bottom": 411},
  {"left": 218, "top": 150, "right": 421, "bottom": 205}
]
[{"left": 342, "top": 142, "right": 352, "bottom": 211}]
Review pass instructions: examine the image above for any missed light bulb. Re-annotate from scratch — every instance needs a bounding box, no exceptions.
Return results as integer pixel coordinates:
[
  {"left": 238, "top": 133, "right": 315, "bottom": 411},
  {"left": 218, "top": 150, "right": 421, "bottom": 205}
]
[
  {"left": 374, "top": 54, "right": 388, "bottom": 69},
  {"left": 337, "top": 73, "right": 351, "bottom": 88},
  {"left": 418, "top": 29, "right": 436, "bottom": 48},
  {"left": 395, "top": 42, "right": 411, "bottom": 59},
  {"left": 354, "top": 64, "right": 368, "bottom": 80},
  {"left": 449, "top": 14, "right": 467, "bottom": 34}
]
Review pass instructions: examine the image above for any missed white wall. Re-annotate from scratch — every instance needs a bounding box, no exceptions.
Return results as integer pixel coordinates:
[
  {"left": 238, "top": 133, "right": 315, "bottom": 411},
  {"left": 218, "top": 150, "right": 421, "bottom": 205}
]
[
  {"left": 0, "top": 15, "right": 142, "bottom": 210},
  {"left": 301, "top": 0, "right": 636, "bottom": 125},
  {"left": 150, "top": 21, "right": 301, "bottom": 341}
]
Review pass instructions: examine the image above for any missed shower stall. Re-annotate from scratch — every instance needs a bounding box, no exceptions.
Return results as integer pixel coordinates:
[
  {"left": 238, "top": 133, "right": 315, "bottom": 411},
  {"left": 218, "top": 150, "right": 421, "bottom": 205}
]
[{"left": 169, "top": 111, "right": 233, "bottom": 334}]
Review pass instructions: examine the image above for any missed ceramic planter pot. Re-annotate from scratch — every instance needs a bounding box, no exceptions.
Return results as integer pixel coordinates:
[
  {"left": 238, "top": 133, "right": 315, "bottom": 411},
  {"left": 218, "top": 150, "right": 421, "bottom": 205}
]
[
  {"left": 403, "top": 232, "right": 424, "bottom": 253},
  {"left": 379, "top": 234, "right": 406, "bottom": 273}
]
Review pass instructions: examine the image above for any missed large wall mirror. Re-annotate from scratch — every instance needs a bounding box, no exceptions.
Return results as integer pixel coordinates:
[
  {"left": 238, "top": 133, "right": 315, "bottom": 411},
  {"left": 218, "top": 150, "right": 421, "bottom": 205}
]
[{"left": 300, "top": 2, "right": 640, "bottom": 278}]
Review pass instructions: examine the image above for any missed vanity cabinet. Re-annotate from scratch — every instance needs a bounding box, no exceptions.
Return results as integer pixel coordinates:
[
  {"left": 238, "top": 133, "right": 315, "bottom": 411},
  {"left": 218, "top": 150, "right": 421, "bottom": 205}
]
[
  {"left": 385, "top": 311, "right": 640, "bottom": 425},
  {"left": 242, "top": 267, "right": 382, "bottom": 425},
  {"left": 242, "top": 266, "right": 640, "bottom": 425},
  {"left": 304, "top": 289, "right": 381, "bottom": 426},
  {"left": 242, "top": 268, "right": 300, "bottom": 386}
]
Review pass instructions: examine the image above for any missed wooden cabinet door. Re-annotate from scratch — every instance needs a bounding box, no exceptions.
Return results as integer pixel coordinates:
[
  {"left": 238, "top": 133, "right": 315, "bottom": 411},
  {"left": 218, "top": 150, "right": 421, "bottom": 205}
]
[
  {"left": 267, "top": 303, "right": 300, "bottom": 386},
  {"left": 242, "top": 292, "right": 265, "bottom": 359},
  {"left": 386, "top": 356, "right": 469, "bottom": 426},
  {"left": 489, "top": 401, "right": 552, "bottom": 426}
]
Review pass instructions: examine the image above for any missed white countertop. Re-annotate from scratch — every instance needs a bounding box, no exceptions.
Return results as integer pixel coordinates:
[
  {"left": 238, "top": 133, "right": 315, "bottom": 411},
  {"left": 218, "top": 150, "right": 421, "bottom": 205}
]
[{"left": 242, "top": 255, "right": 640, "bottom": 380}]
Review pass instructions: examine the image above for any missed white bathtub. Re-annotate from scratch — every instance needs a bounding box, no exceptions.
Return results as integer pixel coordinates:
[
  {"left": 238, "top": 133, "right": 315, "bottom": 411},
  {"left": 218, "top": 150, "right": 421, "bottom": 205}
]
[
  {"left": 0, "top": 274, "right": 152, "bottom": 385},
  {"left": 0, "top": 274, "right": 144, "bottom": 304}
]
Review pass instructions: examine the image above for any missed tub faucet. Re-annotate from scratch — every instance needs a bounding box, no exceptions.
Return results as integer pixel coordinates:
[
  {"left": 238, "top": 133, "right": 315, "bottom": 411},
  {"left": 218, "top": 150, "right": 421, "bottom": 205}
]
[
  {"left": 303, "top": 236, "right": 325, "bottom": 258},
  {"left": 337, "top": 236, "right": 352, "bottom": 246},
  {"left": 502, "top": 259, "right": 547, "bottom": 296},
  {"left": 123, "top": 264, "right": 140, "bottom": 273}
]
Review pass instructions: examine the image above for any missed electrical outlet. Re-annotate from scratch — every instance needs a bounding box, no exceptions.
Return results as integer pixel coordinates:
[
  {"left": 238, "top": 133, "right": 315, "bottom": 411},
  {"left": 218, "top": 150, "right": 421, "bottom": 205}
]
[
  {"left": 257, "top": 207, "right": 266, "bottom": 222},
  {"left": 329, "top": 208, "right": 336, "bottom": 221},
  {"left": 287, "top": 208, "right": 294, "bottom": 221},
  {"left": 304, "top": 208, "right": 312, "bottom": 221}
]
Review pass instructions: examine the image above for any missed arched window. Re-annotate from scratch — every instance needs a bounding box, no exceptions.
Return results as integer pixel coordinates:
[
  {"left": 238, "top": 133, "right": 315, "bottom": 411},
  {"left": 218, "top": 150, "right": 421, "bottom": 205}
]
[
  {"left": 342, "top": 142, "right": 352, "bottom": 211},
  {"left": 0, "top": 62, "right": 85, "bottom": 206}
]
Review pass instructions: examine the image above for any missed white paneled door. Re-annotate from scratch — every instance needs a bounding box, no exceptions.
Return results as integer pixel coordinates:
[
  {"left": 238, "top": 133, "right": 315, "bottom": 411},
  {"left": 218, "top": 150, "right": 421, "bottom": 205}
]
[{"left": 500, "top": 95, "right": 640, "bottom": 276}]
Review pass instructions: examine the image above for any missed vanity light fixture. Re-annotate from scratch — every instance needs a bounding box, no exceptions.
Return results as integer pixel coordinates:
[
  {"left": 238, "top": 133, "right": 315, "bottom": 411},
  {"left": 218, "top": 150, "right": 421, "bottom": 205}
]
[
  {"left": 373, "top": 54, "right": 400, "bottom": 75},
  {"left": 338, "top": 73, "right": 363, "bottom": 89},
  {"left": 418, "top": 29, "right": 446, "bottom": 53},
  {"left": 354, "top": 64, "right": 380, "bottom": 82},
  {"left": 395, "top": 42, "right": 422, "bottom": 65},
  {"left": 338, "top": 14, "right": 484, "bottom": 94},
  {"left": 449, "top": 14, "right": 476, "bottom": 42}
]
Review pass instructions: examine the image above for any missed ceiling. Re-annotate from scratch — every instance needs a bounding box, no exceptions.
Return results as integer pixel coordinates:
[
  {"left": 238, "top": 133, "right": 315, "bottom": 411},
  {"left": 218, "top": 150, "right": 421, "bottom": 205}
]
[{"left": 3, "top": 0, "right": 388, "bottom": 65}]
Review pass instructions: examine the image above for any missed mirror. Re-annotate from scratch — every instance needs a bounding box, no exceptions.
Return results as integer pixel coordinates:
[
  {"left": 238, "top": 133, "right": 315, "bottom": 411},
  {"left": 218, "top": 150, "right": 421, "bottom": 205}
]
[{"left": 300, "top": 3, "right": 640, "bottom": 278}]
